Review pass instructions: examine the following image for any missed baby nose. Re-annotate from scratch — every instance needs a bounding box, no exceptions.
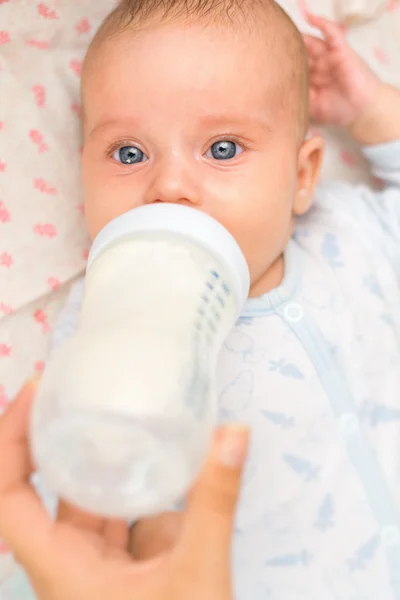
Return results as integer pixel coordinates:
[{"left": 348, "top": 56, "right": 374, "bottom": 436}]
[{"left": 144, "top": 156, "right": 201, "bottom": 207}]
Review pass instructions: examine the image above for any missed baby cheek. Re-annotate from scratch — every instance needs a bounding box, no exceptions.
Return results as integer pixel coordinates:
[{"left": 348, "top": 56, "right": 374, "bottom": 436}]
[
  {"left": 84, "top": 199, "right": 105, "bottom": 240},
  {"left": 84, "top": 188, "right": 123, "bottom": 239},
  {"left": 84, "top": 174, "right": 142, "bottom": 236},
  {"left": 239, "top": 189, "right": 295, "bottom": 266}
]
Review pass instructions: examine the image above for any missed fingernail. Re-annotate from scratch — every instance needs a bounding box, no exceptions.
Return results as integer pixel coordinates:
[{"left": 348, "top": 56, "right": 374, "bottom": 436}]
[
  {"left": 28, "top": 374, "right": 41, "bottom": 388},
  {"left": 217, "top": 424, "right": 250, "bottom": 469}
]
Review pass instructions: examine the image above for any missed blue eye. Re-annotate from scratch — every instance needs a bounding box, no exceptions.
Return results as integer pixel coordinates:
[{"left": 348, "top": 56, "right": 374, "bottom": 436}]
[
  {"left": 113, "top": 146, "right": 147, "bottom": 165},
  {"left": 207, "top": 140, "right": 242, "bottom": 161}
]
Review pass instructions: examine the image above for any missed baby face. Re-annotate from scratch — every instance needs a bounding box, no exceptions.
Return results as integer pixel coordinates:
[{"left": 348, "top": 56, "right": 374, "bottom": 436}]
[{"left": 82, "top": 22, "right": 323, "bottom": 296}]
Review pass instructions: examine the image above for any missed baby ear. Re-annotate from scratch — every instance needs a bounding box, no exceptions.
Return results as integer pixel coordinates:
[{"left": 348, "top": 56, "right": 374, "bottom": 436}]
[{"left": 293, "top": 135, "right": 325, "bottom": 216}]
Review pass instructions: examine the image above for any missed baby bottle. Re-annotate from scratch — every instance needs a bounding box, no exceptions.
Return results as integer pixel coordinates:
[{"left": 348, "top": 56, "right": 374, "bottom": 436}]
[{"left": 30, "top": 203, "right": 250, "bottom": 520}]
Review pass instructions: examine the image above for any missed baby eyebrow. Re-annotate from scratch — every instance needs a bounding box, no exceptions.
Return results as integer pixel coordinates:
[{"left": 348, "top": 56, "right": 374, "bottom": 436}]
[
  {"left": 89, "top": 113, "right": 272, "bottom": 139},
  {"left": 88, "top": 118, "right": 139, "bottom": 138},
  {"left": 196, "top": 113, "right": 273, "bottom": 133}
]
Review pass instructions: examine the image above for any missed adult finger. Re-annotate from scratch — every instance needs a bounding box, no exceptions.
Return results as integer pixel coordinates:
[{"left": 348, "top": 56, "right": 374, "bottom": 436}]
[
  {"left": 57, "top": 502, "right": 129, "bottom": 550},
  {"left": 178, "top": 425, "right": 249, "bottom": 569},
  {"left": 130, "top": 511, "right": 182, "bottom": 560},
  {"left": 0, "top": 380, "right": 52, "bottom": 563},
  {"left": 0, "top": 379, "right": 38, "bottom": 496},
  {"left": 0, "top": 379, "right": 37, "bottom": 447}
]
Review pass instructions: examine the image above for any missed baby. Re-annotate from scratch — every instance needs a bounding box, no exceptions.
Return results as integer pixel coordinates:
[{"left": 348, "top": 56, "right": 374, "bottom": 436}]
[{"left": 48, "top": 0, "right": 400, "bottom": 598}]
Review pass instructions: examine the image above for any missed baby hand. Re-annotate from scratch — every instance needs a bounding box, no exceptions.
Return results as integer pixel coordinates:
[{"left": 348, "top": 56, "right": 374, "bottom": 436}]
[{"left": 303, "top": 14, "right": 383, "bottom": 128}]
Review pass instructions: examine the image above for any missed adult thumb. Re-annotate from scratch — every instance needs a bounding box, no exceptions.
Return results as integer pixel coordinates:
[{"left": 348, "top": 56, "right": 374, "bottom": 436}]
[{"left": 178, "top": 425, "right": 249, "bottom": 568}]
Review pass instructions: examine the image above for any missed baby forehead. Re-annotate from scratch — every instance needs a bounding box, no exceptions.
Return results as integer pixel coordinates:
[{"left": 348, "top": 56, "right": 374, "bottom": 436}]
[
  {"left": 84, "top": 0, "right": 306, "bottom": 87},
  {"left": 84, "top": 57, "right": 287, "bottom": 139},
  {"left": 86, "top": 22, "right": 297, "bottom": 96},
  {"left": 82, "top": 8, "right": 307, "bottom": 135}
]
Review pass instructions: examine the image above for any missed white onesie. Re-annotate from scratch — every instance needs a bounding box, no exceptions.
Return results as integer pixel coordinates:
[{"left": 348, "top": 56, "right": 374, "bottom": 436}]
[{"left": 18, "top": 139, "right": 400, "bottom": 599}]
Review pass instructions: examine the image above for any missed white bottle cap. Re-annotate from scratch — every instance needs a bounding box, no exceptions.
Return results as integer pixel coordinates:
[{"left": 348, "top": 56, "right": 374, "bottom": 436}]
[{"left": 88, "top": 204, "right": 250, "bottom": 308}]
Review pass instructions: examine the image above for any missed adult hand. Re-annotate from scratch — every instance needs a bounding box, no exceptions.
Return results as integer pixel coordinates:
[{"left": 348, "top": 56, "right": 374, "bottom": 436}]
[{"left": 0, "top": 380, "right": 249, "bottom": 600}]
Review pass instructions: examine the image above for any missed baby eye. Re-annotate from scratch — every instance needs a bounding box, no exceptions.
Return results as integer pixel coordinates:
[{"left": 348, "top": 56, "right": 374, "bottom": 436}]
[
  {"left": 113, "top": 146, "right": 148, "bottom": 165},
  {"left": 206, "top": 140, "right": 243, "bottom": 161}
]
